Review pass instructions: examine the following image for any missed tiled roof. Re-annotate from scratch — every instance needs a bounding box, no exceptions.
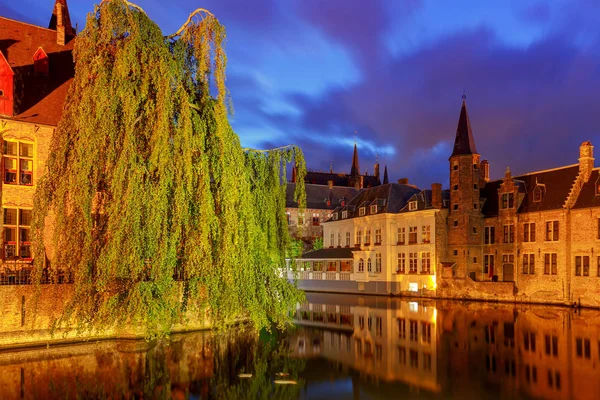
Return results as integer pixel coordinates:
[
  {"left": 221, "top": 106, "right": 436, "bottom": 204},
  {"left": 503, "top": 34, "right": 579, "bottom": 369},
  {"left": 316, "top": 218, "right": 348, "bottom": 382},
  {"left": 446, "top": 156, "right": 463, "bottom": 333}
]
[
  {"left": 0, "top": 16, "right": 74, "bottom": 125},
  {"left": 481, "top": 164, "right": 579, "bottom": 216},
  {"left": 286, "top": 183, "right": 360, "bottom": 210},
  {"left": 399, "top": 189, "right": 450, "bottom": 213},
  {"left": 300, "top": 247, "right": 358, "bottom": 259},
  {"left": 325, "top": 183, "right": 421, "bottom": 221},
  {"left": 573, "top": 169, "right": 600, "bottom": 209}
]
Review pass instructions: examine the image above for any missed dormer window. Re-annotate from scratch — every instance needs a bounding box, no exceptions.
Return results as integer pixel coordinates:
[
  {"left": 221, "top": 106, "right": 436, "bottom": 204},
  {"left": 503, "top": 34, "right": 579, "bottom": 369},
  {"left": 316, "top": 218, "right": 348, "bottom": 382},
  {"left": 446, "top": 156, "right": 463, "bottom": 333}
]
[
  {"left": 501, "top": 193, "right": 514, "bottom": 209},
  {"left": 370, "top": 205, "right": 378, "bottom": 214},
  {"left": 359, "top": 207, "right": 366, "bottom": 216},
  {"left": 595, "top": 176, "right": 600, "bottom": 196},
  {"left": 408, "top": 201, "right": 417, "bottom": 211},
  {"left": 332, "top": 213, "right": 338, "bottom": 221},
  {"left": 533, "top": 187, "right": 542, "bottom": 202},
  {"left": 341, "top": 210, "right": 348, "bottom": 219},
  {"left": 33, "top": 48, "right": 49, "bottom": 77}
]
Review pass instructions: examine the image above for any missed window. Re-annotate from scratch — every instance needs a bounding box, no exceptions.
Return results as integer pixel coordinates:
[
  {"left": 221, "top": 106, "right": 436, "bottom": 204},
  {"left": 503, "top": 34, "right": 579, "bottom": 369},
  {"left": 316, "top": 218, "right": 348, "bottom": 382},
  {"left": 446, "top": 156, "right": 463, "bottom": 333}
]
[
  {"left": 398, "top": 318, "right": 406, "bottom": 339},
  {"left": 453, "top": 184, "right": 458, "bottom": 190},
  {"left": 397, "top": 227, "right": 405, "bottom": 244},
  {"left": 286, "top": 212, "right": 291, "bottom": 225},
  {"left": 409, "top": 201, "right": 417, "bottom": 211},
  {"left": 473, "top": 163, "right": 479, "bottom": 170},
  {"left": 345, "top": 231, "right": 351, "bottom": 247},
  {"left": 545, "top": 221, "right": 559, "bottom": 241},
  {"left": 337, "top": 232, "right": 342, "bottom": 247},
  {"left": 375, "top": 228, "right": 382, "bottom": 245},
  {"left": 375, "top": 253, "right": 382, "bottom": 273},
  {"left": 365, "top": 229, "right": 371, "bottom": 245},
  {"left": 523, "top": 254, "right": 535, "bottom": 274},
  {"left": 523, "top": 222, "right": 536, "bottom": 242},
  {"left": 598, "top": 256, "right": 600, "bottom": 276},
  {"left": 453, "top": 249, "right": 458, "bottom": 256},
  {"left": 453, "top": 204, "right": 458, "bottom": 211},
  {"left": 453, "top": 220, "right": 458, "bottom": 228},
  {"left": 544, "top": 253, "right": 558, "bottom": 275},
  {"left": 3, "top": 208, "right": 32, "bottom": 259},
  {"left": 453, "top": 163, "right": 458, "bottom": 171},
  {"left": 376, "top": 317, "right": 383, "bottom": 337},
  {"left": 312, "top": 213, "right": 320, "bottom": 226},
  {"left": 474, "top": 184, "right": 478, "bottom": 190},
  {"left": 421, "top": 252, "right": 431, "bottom": 274},
  {"left": 409, "top": 350, "right": 419, "bottom": 368},
  {"left": 472, "top": 226, "right": 477, "bottom": 234},
  {"left": 341, "top": 210, "right": 348, "bottom": 219},
  {"left": 533, "top": 186, "right": 543, "bottom": 202},
  {"left": 484, "top": 226, "right": 495, "bottom": 244},
  {"left": 3, "top": 141, "right": 34, "bottom": 186},
  {"left": 329, "top": 232, "right": 335, "bottom": 248},
  {"left": 545, "top": 335, "right": 559, "bottom": 357},
  {"left": 370, "top": 205, "right": 378, "bottom": 214},
  {"left": 501, "top": 193, "right": 514, "bottom": 209},
  {"left": 332, "top": 212, "right": 338, "bottom": 221},
  {"left": 524, "top": 332, "right": 536, "bottom": 352},
  {"left": 359, "top": 207, "right": 366, "bottom": 216},
  {"left": 298, "top": 213, "right": 304, "bottom": 225},
  {"left": 575, "top": 256, "right": 590, "bottom": 276},
  {"left": 397, "top": 346, "right": 406, "bottom": 365},
  {"left": 356, "top": 229, "right": 362, "bottom": 246},
  {"left": 421, "top": 225, "right": 431, "bottom": 243},
  {"left": 409, "top": 226, "right": 417, "bottom": 244},
  {"left": 367, "top": 258, "right": 372, "bottom": 273},
  {"left": 423, "top": 353, "right": 432, "bottom": 371},
  {"left": 409, "top": 320, "right": 418, "bottom": 342},
  {"left": 409, "top": 253, "right": 418, "bottom": 273},
  {"left": 575, "top": 338, "right": 591, "bottom": 359},
  {"left": 397, "top": 253, "right": 406, "bottom": 273},
  {"left": 503, "top": 225, "right": 515, "bottom": 243},
  {"left": 358, "top": 258, "right": 364, "bottom": 272},
  {"left": 484, "top": 254, "right": 495, "bottom": 275},
  {"left": 474, "top": 203, "right": 478, "bottom": 210},
  {"left": 503, "top": 254, "right": 514, "bottom": 264},
  {"left": 422, "top": 322, "right": 431, "bottom": 344}
]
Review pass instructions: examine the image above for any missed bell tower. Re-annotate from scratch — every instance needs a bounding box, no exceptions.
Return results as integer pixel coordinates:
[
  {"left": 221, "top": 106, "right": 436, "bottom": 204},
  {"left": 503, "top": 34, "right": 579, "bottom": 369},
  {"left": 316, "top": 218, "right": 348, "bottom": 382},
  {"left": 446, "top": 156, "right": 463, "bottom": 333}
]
[
  {"left": 49, "top": 0, "right": 75, "bottom": 46},
  {"left": 447, "top": 95, "right": 483, "bottom": 279}
]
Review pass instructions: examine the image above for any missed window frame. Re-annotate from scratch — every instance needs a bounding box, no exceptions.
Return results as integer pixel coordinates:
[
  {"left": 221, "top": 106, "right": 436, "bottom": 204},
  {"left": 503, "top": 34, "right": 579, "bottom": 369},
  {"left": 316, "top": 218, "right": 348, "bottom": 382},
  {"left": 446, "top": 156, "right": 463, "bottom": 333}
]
[
  {"left": 3, "top": 140, "right": 35, "bottom": 186},
  {"left": 2, "top": 207, "right": 32, "bottom": 260}
]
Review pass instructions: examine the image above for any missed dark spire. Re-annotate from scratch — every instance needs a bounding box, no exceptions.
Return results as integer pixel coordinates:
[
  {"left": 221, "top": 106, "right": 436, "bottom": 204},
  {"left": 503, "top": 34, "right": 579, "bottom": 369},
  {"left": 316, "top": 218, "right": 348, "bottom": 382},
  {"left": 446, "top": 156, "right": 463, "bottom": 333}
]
[
  {"left": 350, "top": 143, "right": 360, "bottom": 176},
  {"left": 49, "top": 0, "right": 75, "bottom": 37},
  {"left": 451, "top": 95, "right": 478, "bottom": 157},
  {"left": 383, "top": 165, "right": 389, "bottom": 184}
]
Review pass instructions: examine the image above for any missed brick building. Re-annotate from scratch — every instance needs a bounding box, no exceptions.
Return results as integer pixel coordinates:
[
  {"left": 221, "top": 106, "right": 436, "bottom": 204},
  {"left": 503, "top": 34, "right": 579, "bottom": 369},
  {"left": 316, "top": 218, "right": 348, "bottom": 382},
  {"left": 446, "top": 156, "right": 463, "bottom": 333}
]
[{"left": 0, "top": 0, "right": 75, "bottom": 282}]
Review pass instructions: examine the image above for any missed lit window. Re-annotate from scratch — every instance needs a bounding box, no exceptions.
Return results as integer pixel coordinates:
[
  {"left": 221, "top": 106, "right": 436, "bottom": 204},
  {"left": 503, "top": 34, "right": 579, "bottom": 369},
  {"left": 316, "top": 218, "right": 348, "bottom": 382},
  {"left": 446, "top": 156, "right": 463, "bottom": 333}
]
[
  {"left": 421, "top": 252, "right": 431, "bottom": 273},
  {"left": 341, "top": 210, "right": 348, "bottom": 219},
  {"left": 421, "top": 225, "right": 430, "bottom": 243},
  {"left": 397, "top": 227, "right": 405, "bottom": 244},
  {"left": 375, "top": 253, "right": 382, "bottom": 273},
  {"left": 408, "top": 226, "right": 417, "bottom": 244},
  {"left": 501, "top": 193, "right": 514, "bottom": 209},
  {"left": 359, "top": 207, "right": 366, "bottom": 216},
  {"left": 397, "top": 253, "right": 405, "bottom": 273},
  {"left": 345, "top": 232, "right": 351, "bottom": 247},
  {"left": 370, "top": 205, "right": 378, "bottom": 214},
  {"left": 3, "top": 208, "right": 32, "bottom": 260},
  {"left": 545, "top": 221, "right": 559, "bottom": 241},
  {"left": 375, "top": 228, "right": 382, "bottom": 244},
  {"left": 408, "top": 201, "right": 417, "bottom": 211},
  {"left": 3, "top": 141, "right": 34, "bottom": 186},
  {"left": 312, "top": 213, "right": 320, "bottom": 226}
]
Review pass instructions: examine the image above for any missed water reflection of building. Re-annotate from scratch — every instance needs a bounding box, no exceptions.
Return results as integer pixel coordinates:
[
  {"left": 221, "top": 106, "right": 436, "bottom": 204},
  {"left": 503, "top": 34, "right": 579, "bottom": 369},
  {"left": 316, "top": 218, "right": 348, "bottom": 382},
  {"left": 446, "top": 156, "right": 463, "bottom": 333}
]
[
  {"left": 292, "top": 293, "right": 441, "bottom": 393},
  {"left": 293, "top": 293, "right": 600, "bottom": 400}
]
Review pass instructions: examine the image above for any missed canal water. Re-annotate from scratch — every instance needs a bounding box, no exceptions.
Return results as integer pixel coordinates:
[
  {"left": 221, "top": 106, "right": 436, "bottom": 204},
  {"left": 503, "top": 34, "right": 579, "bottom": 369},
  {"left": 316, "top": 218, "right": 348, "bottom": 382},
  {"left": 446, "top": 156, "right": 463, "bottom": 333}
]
[{"left": 1, "top": 292, "right": 599, "bottom": 399}]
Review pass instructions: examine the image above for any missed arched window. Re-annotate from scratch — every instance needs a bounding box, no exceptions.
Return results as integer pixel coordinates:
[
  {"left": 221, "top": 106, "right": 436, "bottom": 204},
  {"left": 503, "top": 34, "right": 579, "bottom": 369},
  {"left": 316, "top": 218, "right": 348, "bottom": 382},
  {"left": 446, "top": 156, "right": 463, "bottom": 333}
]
[
  {"left": 367, "top": 258, "right": 372, "bottom": 273},
  {"left": 358, "top": 258, "right": 364, "bottom": 272}
]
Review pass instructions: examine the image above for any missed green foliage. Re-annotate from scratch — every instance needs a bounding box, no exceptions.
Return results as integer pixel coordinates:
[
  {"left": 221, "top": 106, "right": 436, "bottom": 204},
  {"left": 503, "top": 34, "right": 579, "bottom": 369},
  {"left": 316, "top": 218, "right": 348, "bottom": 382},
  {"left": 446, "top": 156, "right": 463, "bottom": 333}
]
[
  {"left": 32, "top": 0, "right": 306, "bottom": 336},
  {"left": 312, "top": 237, "right": 323, "bottom": 251}
]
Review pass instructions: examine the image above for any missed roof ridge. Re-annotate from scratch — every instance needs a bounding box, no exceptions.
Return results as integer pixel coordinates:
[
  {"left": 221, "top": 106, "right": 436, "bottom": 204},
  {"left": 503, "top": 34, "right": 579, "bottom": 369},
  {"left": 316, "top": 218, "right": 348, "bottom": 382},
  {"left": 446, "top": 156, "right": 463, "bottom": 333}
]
[
  {"left": 0, "top": 16, "right": 58, "bottom": 33},
  {"left": 485, "top": 163, "right": 579, "bottom": 183}
]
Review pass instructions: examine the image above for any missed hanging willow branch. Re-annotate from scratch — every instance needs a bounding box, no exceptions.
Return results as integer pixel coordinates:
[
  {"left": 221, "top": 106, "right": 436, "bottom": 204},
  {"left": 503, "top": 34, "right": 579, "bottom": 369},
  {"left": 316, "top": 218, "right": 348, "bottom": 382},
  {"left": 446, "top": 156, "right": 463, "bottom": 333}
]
[
  {"left": 32, "top": 0, "right": 306, "bottom": 337},
  {"left": 167, "top": 8, "right": 215, "bottom": 40}
]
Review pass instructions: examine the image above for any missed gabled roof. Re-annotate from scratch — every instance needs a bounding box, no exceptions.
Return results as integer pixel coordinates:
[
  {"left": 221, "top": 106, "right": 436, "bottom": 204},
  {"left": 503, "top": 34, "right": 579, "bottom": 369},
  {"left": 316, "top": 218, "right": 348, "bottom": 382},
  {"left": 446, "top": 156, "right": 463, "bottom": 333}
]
[
  {"left": 573, "top": 169, "right": 600, "bottom": 209},
  {"left": 0, "top": 16, "right": 75, "bottom": 125},
  {"left": 286, "top": 183, "right": 360, "bottom": 210},
  {"left": 399, "top": 189, "right": 450, "bottom": 213},
  {"left": 325, "top": 183, "right": 421, "bottom": 221},
  {"left": 451, "top": 98, "right": 478, "bottom": 157},
  {"left": 481, "top": 164, "right": 579, "bottom": 216}
]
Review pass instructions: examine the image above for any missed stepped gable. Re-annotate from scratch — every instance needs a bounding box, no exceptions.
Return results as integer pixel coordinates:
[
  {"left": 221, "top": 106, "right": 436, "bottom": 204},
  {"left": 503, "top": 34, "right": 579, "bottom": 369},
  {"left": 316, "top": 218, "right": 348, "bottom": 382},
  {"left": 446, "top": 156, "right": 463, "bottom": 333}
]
[
  {"left": 0, "top": 16, "right": 74, "bottom": 125},
  {"left": 572, "top": 168, "right": 600, "bottom": 209},
  {"left": 480, "top": 164, "right": 579, "bottom": 217},
  {"left": 286, "top": 183, "right": 359, "bottom": 210}
]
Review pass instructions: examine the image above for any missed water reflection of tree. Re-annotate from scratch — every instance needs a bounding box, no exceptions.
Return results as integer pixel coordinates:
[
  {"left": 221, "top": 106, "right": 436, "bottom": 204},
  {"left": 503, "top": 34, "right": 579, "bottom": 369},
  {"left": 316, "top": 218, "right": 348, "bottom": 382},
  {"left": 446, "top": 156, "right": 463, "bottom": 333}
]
[{"left": 209, "top": 326, "right": 306, "bottom": 400}]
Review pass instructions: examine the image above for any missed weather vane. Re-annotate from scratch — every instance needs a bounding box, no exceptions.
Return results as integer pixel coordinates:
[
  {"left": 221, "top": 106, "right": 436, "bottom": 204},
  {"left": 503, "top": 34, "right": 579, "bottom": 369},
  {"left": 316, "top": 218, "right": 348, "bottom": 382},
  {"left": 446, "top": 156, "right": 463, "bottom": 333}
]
[
  {"left": 462, "top": 90, "right": 466, "bottom": 101},
  {"left": 354, "top": 130, "right": 358, "bottom": 145}
]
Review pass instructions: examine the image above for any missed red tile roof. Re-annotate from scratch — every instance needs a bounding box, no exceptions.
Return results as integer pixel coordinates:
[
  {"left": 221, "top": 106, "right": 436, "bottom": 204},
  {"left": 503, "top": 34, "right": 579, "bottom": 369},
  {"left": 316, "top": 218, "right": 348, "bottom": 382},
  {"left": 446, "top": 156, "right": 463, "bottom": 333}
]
[{"left": 0, "top": 16, "right": 74, "bottom": 126}]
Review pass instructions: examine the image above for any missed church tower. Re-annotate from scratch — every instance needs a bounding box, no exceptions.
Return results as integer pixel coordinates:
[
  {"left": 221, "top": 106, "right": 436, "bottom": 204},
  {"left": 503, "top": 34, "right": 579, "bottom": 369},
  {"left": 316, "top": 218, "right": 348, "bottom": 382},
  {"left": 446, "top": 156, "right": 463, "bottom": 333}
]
[
  {"left": 49, "top": 0, "right": 75, "bottom": 45},
  {"left": 447, "top": 96, "right": 483, "bottom": 279},
  {"left": 348, "top": 143, "right": 363, "bottom": 188}
]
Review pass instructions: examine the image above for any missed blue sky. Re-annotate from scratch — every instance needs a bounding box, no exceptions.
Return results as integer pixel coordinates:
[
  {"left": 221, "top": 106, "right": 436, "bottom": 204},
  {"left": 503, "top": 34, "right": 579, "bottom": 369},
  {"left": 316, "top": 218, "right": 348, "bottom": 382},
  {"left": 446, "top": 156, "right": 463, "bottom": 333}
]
[{"left": 3, "top": 0, "right": 600, "bottom": 187}]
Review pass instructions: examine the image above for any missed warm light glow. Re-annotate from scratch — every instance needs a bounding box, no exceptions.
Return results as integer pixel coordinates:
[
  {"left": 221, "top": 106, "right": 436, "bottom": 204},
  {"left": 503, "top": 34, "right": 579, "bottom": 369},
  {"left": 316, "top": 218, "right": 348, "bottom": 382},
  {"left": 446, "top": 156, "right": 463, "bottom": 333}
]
[{"left": 430, "top": 275, "right": 437, "bottom": 290}]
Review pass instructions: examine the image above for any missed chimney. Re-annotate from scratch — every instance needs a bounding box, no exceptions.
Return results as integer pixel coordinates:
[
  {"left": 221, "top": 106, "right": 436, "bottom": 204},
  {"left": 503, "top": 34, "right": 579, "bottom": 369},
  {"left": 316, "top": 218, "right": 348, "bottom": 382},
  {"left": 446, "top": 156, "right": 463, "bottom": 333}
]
[
  {"left": 480, "top": 160, "right": 490, "bottom": 186},
  {"left": 374, "top": 163, "right": 380, "bottom": 180},
  {"left": 56, "top": 2, "right": 66, "bottom": 45},
  {"left": 360, "top": 175, "right": 364, "bottom": 189},
  {"left": 398, "top": 178, "right": 409, "bottom": 185},
  {"left": 579, "top": 141, "right": 594, "bottom": 182},
  {"left": 327, "top": 180, "right": 333, "bottom": 189},
  {"left": 431, "top": 183, "right": 442, "bottom": 209}
]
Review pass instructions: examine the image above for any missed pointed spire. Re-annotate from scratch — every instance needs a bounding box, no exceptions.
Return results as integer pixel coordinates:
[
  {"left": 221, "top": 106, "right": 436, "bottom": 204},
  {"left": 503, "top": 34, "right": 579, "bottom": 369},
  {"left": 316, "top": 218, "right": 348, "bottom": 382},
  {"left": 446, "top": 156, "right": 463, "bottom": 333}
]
[
  {"left": 350, "top": 143, "right": 360, "bottom": 176},
  {"left": 451, "top": 95, "right": 478, "bottom": 157},
  {"left": 49, "top": 0, "right": 75, "bottom": 37},
  {"left": 383, "top": 165, "right": 389, "bottom": 184}
]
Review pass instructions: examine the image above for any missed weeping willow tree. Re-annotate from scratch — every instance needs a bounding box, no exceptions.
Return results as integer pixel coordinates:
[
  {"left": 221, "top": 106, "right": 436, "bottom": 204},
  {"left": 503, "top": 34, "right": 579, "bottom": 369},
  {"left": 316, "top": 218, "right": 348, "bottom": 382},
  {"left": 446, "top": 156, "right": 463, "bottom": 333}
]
[{"left": 32, "top": 0, "right": 306, "bottom": 337}]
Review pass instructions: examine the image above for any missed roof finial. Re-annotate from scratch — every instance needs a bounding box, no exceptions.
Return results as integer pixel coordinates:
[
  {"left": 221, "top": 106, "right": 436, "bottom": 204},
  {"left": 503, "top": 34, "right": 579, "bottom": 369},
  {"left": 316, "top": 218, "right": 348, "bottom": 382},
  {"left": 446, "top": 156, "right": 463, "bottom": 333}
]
[
  {"left": 354, "top": 130, "right": 357, "bottom": 145},
  {"left": 462, "top": 90, "right": 466, "bottom": 101},
  {"left": 329, "top": 161, "right": 333, "bottom": 173},
  {"left": 375, "top": 153, "right": 379, "bottom": 163}
]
